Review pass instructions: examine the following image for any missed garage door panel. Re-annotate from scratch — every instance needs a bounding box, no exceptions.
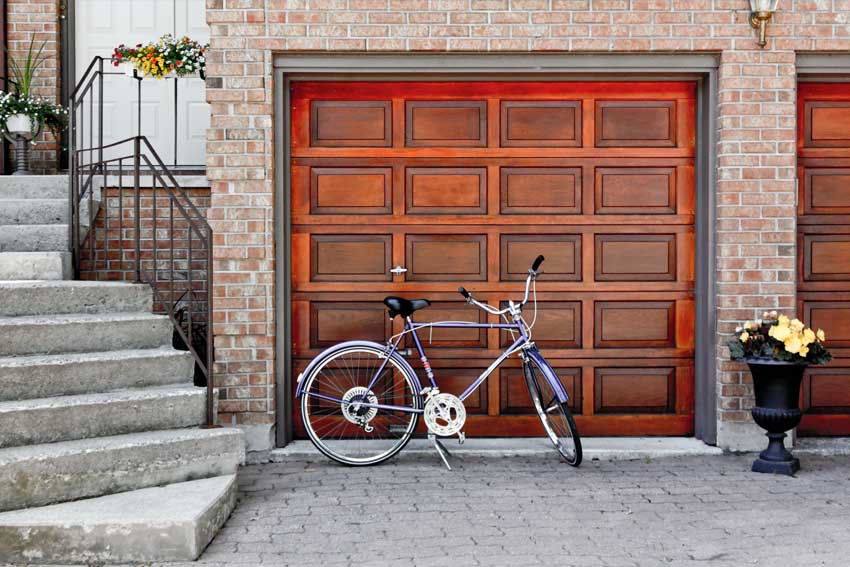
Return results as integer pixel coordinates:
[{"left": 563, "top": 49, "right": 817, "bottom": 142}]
[
  {"left": 594, "top": 234, "right": 676, "bottom": 281},
  {"left": 803, "top": 368, "right": 850, "bottom": 413},
  {"left": 405, "top": 100, "right": 487, "bottom": 147},
  {"left": 802, "top": 167, "right": 850, "bottom": 214},
  {"left": 593, "top": 367, "right": 676, "bottom": 414},
  {"left": 804, "top": 101, "right": 850, "bottom": 148},
  {"left": 308, "top": 167, "right": 393, "bottom": 215},
  {"left": 292, "top": 81, "right": 696, "bottom": 437},
  {"left": 594, "top": 300, "right": 675, "bottom": 348},
  {"left": 500, "top": 101, "right": 582, "bottom": 147},
  {"left": 310, "top": 100, "right": 392, "bottom": 147},
  {"left": 595, "top": 101, "right": 676, "bottom": 147},
  {"left": 309, "top": 234, "right": 392, "bottom": 282},
  {"left": 500, "top": 234, "right": 582, "bottom": 281},
  {"left": 405, "top": 167, "right": 487, "bottom": 214},
  {"left": 802, "top": 301, "right": 850, "bottom": 347},
  {"left": 405, "top": 234, "right": 487, "bottom": 282},
  {"left": 500, "top": 366, "right": 582, "bottom": 414},
  {"left": 803, "top": 234, "right": 850, "bottom": 281}
]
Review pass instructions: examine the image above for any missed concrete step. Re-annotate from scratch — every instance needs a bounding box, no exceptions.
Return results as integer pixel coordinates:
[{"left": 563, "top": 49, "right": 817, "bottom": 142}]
[
  {"left": 0, "top": 347, "right": 193, "bottom": 401},
  {"left": 0, "top": 175, "right": 67, "bottom": 199},
  {"left": 0, "top": 251, "right": 71, "bottom": 280},
  {"left": 0, "top": 427, "right": 245, "bottom": 512},
  {"left": 0, "top": 474, "right": 237, "bottom": 564},
  {"left": 0, "top": 224, "right": 67, "bottom": 252},
  {"left": 0, "top": 199, "right": 67, "bottom": 225},
  {"left": 0, "top": 312, "right": 173, "bottom": 356},
  {"left": 0, "top": 280, "right": 152, "bottom": 317},
  {"left": 0, "top": 385, "right": 207, "bottom": 448}
]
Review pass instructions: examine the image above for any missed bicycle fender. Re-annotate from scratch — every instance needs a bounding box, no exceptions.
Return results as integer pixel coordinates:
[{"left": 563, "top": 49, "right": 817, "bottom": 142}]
[
  {"left": 527, "top": 349, "right": 570, "bottom": 404},
  {"left": 294, "top": 340, "right": 421, "bottom": 397}
]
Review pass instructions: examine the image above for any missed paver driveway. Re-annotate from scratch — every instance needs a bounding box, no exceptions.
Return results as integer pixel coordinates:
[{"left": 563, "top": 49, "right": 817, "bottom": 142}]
[{"left": 176, "top": 453, "right": 850, "bottom": 567}]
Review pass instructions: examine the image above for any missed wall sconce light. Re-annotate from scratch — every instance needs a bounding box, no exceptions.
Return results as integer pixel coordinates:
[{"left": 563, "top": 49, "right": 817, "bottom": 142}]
[{"left": 749, "top": 0, "right": 779, "bottom": 48}]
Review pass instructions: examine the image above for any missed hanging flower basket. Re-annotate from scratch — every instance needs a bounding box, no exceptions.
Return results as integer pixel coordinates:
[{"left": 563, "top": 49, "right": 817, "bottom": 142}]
[{"left": 113, "top": 34, "right": 208, "bottom": 80}]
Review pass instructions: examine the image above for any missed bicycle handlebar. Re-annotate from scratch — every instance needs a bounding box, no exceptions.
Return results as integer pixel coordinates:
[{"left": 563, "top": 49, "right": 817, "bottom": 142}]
[{"left": 459, "top": 255, "right": 544, "bottom": 315}]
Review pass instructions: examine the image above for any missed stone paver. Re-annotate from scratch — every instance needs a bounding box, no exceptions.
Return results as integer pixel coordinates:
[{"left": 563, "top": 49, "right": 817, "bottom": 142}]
[{"left": 168, "top": 453, "right": 850, "bottom": 567}]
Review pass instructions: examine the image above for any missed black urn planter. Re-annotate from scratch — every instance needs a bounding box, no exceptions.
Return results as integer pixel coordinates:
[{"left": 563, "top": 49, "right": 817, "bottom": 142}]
[{"left": 747, "top": 359, "right": 806, "bottom": 476}]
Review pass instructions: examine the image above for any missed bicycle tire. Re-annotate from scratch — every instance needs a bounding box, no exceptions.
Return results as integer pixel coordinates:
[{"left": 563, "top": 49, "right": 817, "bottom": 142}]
[{"left": 523, "top": 357, "right": 583, "bottom": 466}]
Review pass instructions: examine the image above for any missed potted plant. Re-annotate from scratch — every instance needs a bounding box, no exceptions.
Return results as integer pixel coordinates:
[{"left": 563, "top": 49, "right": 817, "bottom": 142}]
[
  {"left": 113, "top": 34, "right": 208, "bottom": 80},
  {"left": 728, "top": 312, "right": 831, "bottom": 475},
  {"left": 0, "top": 38, "right": 68, "bottom": 174}
]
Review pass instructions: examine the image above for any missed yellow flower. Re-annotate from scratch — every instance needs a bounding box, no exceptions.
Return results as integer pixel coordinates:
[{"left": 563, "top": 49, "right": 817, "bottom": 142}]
[
  {"left": 802, "top": 328, "right": 816, "bottom": 346},
  {"left": 740, "top": 332, "right": 750, "bottom": 343},
  {"left": 784, "top": 335, "right": 803, "bottom": 354},
  {"left": 769, "top": 323, "right": 791, "bottom": 342},
  {"left": 744, "top": 321, "right": 755, "bottom": 330},
  {"left": 817, "top": 329, "right": 826, "bottom": 342},
  {"left": 799, "top": 344, "right": 810, "bottom": 357},
  {"left": 790, "top": 318, "right": 805, "bottom": 333},
  {"left": 777, "top": 315, "right": 790, "bottom": 327}
]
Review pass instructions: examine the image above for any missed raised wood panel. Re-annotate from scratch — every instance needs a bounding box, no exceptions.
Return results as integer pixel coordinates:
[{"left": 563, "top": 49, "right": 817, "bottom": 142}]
[
  {"left": 803, "top": 235, "right": 850, "bottom": 281},
  {"left": 429, "top": 368, "right": 488, "bottom": 414},
  {"left": 803, "top": 168, "right": 850, "bottom": 214},
  {"left": 500, "top": 101, "right": 581, "bottom": 147},
  {"left": 594, "top": 367, "right": 675, "bottom": 414},
  {"left": 310, "top": 167, "right": 392, "bottom": 214},
  {"left": 500, "top": 367, "right": 582, "bottom": 413},
  {"left": 309, "top": 234, "right": 391, "bottom": 282},
  {"left": 405, "top": 101, "right": 487, "bottom": 147},
  {"left": 406, "top": 234, "right": 487, "bottom": 281},
  {"left": 310, "top": 101, "right": 391, "bottom": 147},
  {"left": 310, "top": 302, "right": 389, "bottom": 347},
  {"left": 594, "top": 234, "right": 676, "bottom": 282},
  {"left": 500, "top": 234, "right": 581, "bottom": 282},
  {"left": 501, "top": 301, "right": 582, "bottom": 349},
  {"left": 405, "top": 167, "right": 487, "bottom": 215},
  {"left": 594, "top": 301, "right": 675, "bottom": 348},
  {"left": 804, "top": 369, "right": 850, "bottom": 413},
  {"left": 805, "top": 101, "right": 850, "bottom": 148},
  {"left": 407, "top": 302, "right": 487, "bottom": 348},
  {"left": 802, "top": 301, "right": 850, "bottom": 348},
  {"left": 595, "top": 167, "right": 676, "bottom": 214},
  {"left": 595, "top": 101, "right": 676, "bottom": 147},
  {"left": 500, "top": 167, "right": 581, "bottom": 215}
]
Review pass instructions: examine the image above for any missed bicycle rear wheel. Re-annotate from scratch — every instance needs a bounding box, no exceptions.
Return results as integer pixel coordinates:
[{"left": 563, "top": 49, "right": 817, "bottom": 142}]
[
  {"left": 523, "top": 357, "right": 582, "bottom": 466},
  {"left": 300, "top": 345, "right": 421, "bottom": 466}
]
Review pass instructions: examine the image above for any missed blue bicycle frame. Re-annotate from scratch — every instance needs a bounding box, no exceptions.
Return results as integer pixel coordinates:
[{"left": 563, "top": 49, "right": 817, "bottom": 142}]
[{"left": 295, "top": 315, "right": 570, "bottom": 415}]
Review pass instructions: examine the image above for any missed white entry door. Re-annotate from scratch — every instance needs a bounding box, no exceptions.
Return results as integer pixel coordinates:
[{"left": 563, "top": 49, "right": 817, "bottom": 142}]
[{"left": 75, "top": 0, "right": 209, "bottom": 166}]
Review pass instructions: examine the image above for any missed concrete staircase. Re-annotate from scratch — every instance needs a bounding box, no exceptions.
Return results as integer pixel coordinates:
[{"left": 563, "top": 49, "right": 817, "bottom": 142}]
[
  {"left": 0, "top": 177, "right": 244, "bottom": 564},
  {"left": 0, "top": 176, "right": 72, "bottom": 280}
]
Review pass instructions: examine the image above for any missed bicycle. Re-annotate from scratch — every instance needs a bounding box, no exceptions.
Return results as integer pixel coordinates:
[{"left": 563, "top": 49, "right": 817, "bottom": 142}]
[{"left": 295, "top": 255, "right": 582, "bottom": 469}]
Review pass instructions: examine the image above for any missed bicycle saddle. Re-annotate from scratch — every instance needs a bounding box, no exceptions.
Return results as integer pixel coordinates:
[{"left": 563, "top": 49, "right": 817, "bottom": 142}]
[{"left": 383, "top": 296, "right": 431, "bottom": 318}]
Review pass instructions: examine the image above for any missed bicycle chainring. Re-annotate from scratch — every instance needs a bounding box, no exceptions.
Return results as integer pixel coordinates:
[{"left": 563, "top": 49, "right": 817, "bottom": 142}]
[{"left": 423, "top": 392, "right": 467, "bottom": 437}]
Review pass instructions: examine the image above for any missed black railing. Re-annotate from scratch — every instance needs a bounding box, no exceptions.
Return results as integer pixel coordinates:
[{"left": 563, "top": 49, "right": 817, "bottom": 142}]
[{"left": 69, "top": 57, "right": 215, "bottom": 427}]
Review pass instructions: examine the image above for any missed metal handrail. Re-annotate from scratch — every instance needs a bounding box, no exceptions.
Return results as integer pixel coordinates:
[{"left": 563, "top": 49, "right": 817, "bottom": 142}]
[{"left": 69, "top": 57, "right": 216, "bottom": 427}]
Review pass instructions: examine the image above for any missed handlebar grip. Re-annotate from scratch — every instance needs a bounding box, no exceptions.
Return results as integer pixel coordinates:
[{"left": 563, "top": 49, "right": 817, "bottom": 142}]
[
  {"left": 458, "top": 286, "right": 471, "bottom": 299},
  {"left": 531, "top": 255, "right": 545, "bottom": 272}
]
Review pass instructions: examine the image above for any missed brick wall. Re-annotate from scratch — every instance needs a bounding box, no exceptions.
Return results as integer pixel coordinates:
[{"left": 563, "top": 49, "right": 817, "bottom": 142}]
[
  {"left": 204, "top": 0, "right": 850, "bottom": 449},
  {"left": 6, "top": 0, "right": 61, "bottom": 173}
]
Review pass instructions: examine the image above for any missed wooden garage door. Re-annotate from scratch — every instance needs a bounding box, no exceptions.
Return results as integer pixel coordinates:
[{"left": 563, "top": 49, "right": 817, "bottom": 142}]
[
  {"left": 290, "top": 81, "right": 696, "bottom": 437},
  {"left": 797, "top": 82, "right": 850, "bottom": 436}
]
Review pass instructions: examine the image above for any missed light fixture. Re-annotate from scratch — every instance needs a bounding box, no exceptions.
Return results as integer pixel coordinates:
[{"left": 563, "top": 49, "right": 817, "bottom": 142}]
[{"left": 749, "top": 0, "right": 779, "bottom": 48}]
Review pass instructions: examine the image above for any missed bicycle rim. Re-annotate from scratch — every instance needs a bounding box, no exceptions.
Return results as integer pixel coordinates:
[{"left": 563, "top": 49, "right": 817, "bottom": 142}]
[
  {"left": 301, "top": 346, "right": 420, "bottom": 466},
  {"left": 524, "top": 358, "right": 582, "bottom": 466}
]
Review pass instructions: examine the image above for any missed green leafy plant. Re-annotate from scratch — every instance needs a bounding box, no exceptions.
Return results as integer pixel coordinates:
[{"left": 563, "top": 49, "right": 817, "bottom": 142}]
[
  {"left": 727, "top": 311, "right": 832, "bottom": 365},
  {"left": 6, "top": 37, "right": 48, "bottom": 97}
]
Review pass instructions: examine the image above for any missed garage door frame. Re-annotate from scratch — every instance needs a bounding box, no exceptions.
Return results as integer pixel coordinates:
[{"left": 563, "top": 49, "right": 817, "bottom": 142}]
[{"left": 272, "top": 53, "right": 719, "bottom": 448}]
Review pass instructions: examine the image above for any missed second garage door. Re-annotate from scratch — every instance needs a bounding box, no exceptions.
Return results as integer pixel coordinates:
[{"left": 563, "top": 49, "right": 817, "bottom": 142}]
[{"left": 290, "top": 80, "right": 696, "bottom": 437}]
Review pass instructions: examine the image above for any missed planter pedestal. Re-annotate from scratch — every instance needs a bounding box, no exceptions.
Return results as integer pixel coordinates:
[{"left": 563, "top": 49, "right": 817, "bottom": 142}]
[{"left": 747, "top": 360, "right": 805, "bottom": 476}]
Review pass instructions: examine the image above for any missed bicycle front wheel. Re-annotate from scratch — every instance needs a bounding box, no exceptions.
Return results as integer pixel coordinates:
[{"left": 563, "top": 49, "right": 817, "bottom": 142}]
[
  {"left": 523, "top": 357, "right": 582, "bottom": 466},
  {"left": 300, "top": 345, "right": 421, "bottom": 466}
]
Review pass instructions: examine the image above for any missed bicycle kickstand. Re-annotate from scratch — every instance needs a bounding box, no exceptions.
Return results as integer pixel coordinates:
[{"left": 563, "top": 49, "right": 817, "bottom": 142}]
[{"left": 428, "top": 433, "right": 452, "bottom": 471}]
